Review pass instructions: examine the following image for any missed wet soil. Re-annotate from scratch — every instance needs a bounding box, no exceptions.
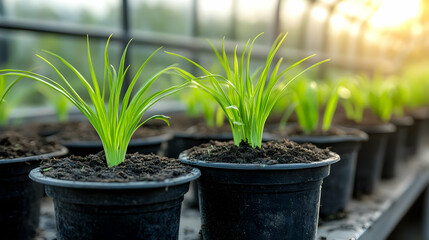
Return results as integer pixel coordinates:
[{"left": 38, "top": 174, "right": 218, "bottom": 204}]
[
  {"left": 0, "top": 131, "right": 63, "bottom": 159},
  {"left": 40, "top": 152, "right": 193, "bottom": 182},
  {"left": 184, "top": 139, "right": 332, "bottom": 165}
]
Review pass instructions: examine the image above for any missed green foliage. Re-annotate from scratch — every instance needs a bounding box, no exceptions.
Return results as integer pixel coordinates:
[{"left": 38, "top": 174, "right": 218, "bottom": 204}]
[
  {"left": 181, "top": 86, "right": 224, "bottom": 128},
  {"left": 339, "top": 74, "right": 394, "bottom": 123},
  {"left": 36, "top": 84, "right": 72, "bottom": 122},
  {"left": 389, "top": 76, "right": 410, "bottom": 117},
  {"left": 400, "top": 63, "right": 429, "bottom": 109},
  {"left": 0, "top": 75, "right": 24, "bottom": 126},
  {"left": 0, "top": 36, "right": 187, "bottom": 167},
  {"left": 338, "top": 76, "right": 368, "bottom": 123},
  {"left": 365, "top": 74, "right": 394, "bottom": 122},
  {"left": 168, "top": 33, "right": 328, "bottom": 148},
  {"left": 290, "top": 77, "right": 341, "bottom": 134}
]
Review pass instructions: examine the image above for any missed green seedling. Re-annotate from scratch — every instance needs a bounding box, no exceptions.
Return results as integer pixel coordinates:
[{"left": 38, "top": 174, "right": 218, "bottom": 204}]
[
  {"left": 0, "top": 75, "right": 27, "bottom": 126},
  {"left": 168, "top": 33, "right": 328, "bottom": 148},
  {"left": 291, "top": 77, "right": 341, "bottom": 134},
  {"left": 0, "top": 35, "right": 188, "bottom": 167},
  {"left": 338, "top": 76, "right": 368, "bottom": 123},
  {"left": 366, "top": 74, "right": 394, "bottom": 122},
  {"left": 181, "top": 85, "right": 224, "bottom": 128},
  {"left": 36, "top": 84, "right": 72, "bottom": 123}
]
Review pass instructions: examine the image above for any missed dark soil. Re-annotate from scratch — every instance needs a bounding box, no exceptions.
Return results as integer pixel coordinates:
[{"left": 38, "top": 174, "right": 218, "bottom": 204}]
[
  {"left": 0, "top": 131, "right": 63, "bottom": 159},
  {"left": 40, "top": 152, "right": 193, "bottom": 182},
  {"left": 270, "top": 124, "right": 364, "bottom": 138},
  {"left": 23, "top": 121, "right": 169, "bottom": 142},
  {"left": 168, "top": 115, "right": 231, "bottom": 135},
  {"left": 184, "top": 139, "right": 332, "bottom": 165},
  {"left": 405, "top": 107, "right": 429, "bottom": 119}
]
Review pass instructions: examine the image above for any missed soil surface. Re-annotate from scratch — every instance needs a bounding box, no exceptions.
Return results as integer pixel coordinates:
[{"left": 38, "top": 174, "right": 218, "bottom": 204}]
[
  {"left": 405, "top": 107, "right": 429, "bottom": 119},
  {"left": 0, "top": 131, "right": 63, "bottom": 159},
  {"left": 168, "top": 115, "right": 231, "bottom": 135},
  {"left": 40, "top": 152, "right": 193, "bottom": 182},
  {"left": 184, "top": 139, "right": 332, "bottom": 165},
  {"left": 18, "top": 121, "right": 169, "bottom": 142},
  {"left": 270, "top": 124, "right": 364, "bottom": 138}
]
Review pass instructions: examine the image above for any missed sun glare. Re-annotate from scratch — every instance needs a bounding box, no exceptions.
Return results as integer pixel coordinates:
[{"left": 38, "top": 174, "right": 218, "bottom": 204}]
[{"left": 370, "top": 0, "right": 421, "bottom": 29}]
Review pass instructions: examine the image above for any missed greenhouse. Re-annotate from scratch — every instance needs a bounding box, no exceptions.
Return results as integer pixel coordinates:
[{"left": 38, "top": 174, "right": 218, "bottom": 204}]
[{"left": 0, "top": 0, "right": 428, "bottom": 239}]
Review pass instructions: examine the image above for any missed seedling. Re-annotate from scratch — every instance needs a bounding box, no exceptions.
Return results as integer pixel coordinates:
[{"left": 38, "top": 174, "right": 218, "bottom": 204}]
[
  {"left": 168, "top": 33, "right": 328, "bottom": 148},
  {"left": 338, "top": 76, "right": 368, "bottom": 123},
  {"left": 339, "top": 74, "right": 394, "bottom": 123},
  {"left": 0, "top": 75, "right": 25, "bottom": 126},
  {"left": 291, "top": 77, "right": 341, "bottom": 134},
  {"left": 36, "top": 84, "right": 72, "bottom": 123},
  {"left": 181, "top": 86, "right": 224, "bottom": 128},
  {"left": 0, "top": 36, "right": 187, "bottom": 167}
]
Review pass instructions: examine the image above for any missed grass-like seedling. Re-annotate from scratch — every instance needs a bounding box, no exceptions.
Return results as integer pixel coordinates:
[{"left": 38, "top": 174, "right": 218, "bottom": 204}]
[
  {"left": 181, "top": 86, "right": 224, "bottom": 128},
  {"left": 168, "top": 33, "right": 328, "bottom": 148},
  {"left": 0, "top": 75, "right": 24, "bottom": 126},
  {"left": 338, "top": 76, "right": 368, "bottom": 123},
  {"left": 339, "top": 74, "right": 394, "bottom": 123},
  {"left": 291, "top": 78, "right": 341, "bottom": 134},
  {"left": 366, "top": 74, "right": 394, "bottom": 122},
  {"left": 0, "top": 36, "right": 187, "bottom": 167},
  {"left": 400, "top": 64, "right": 429, "bottom": 109},
  {"left": 36, "top": 84, "right": 72, "bottom": 123}
]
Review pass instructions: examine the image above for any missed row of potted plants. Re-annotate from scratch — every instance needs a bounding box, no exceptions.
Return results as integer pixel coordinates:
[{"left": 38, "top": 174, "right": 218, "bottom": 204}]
[{"left": 0, "top": 33, "right": 428, "bottom": 239}]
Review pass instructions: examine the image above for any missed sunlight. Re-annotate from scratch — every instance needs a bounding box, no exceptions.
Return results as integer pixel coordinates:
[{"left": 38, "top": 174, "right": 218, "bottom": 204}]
[{"left": 370, "top": 0, "right": 421, "bottom": 28}]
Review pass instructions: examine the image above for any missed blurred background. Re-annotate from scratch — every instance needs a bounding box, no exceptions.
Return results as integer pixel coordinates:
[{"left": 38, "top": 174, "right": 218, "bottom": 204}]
[{"left": 0, "top": 0, "right": 427, "bottom": 112}]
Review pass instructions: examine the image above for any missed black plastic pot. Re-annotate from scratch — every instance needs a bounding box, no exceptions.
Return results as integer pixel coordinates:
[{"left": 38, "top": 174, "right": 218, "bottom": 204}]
[
  {"left": 62, "top": 133, "right": 172, "bottom": 157},
  {"left": 0, "top": 148, "right": 68, "bottom": 240},
  {"left": 180, "top": 152, "right": 339, "bottom": 240},
  {"left": 353, "top": 123, "right": 396, "bottom": 197},
  {"left": 382, "top": 117, "right": 414, "bottom": 179},
  {"left": 406, "top": 116, "right": 429, "bottom": 157},
  {"left": 167, "top": 132, "right": 275, "bottom": 208},
  {"left": 288, "top": 127, "right": 368, "bottom": 218},
  {"left": 29, "top": 167, "right": 200, "bottom": 240},
  {"left": 166, "top": 132, "right": 233, "bottom": 158}
]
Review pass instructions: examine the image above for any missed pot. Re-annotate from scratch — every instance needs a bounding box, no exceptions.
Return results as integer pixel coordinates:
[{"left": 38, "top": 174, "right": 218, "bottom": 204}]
[
  {"left": 288, "top": 127, "right": 368, "bottom": 218},
  {"left": 382, "top": 117, "right": 414, "bottom": 179},
  {"left": 0, "top": 147, "right": 68, "bottom": 240},
  {"left": 406, "top": 116, "right": 429, "bottom": 157},
  {"left": 180, "top": 151, "right": 339, "bottom": 240},
  {"left": 29, "top": 167, "right": 200, "bottom": 240},
  {"left": 353, "top": 123, "right": 396, "bottom": 197}
]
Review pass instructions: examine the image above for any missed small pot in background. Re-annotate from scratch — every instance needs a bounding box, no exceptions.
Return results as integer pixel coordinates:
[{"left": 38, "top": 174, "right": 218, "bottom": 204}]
[
  {"left": 382, "top": 116, "right": 414, "bottom": 179},
  {"left": 352, "top": 123, "right": 396, "bottom": 197},
  {"left": 288, "top": 126, "right": 368, "bottom": 218}
]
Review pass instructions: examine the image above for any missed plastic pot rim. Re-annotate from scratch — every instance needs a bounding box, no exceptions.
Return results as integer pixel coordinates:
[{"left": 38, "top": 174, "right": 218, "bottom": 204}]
[
  {"left": 29, "top": 167, "right": 200, "bottom": 189},
  {"left": 179, "top": 152, "right": 340, "bottom": 170},
  {"left": 0, "top": 147, "right": 68, "bottom": 164}
]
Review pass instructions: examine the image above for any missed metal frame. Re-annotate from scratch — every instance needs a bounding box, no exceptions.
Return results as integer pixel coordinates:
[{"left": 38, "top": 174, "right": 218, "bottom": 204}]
[{"left": 0, "top": 0, "right": 421, "bottom": 74}]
